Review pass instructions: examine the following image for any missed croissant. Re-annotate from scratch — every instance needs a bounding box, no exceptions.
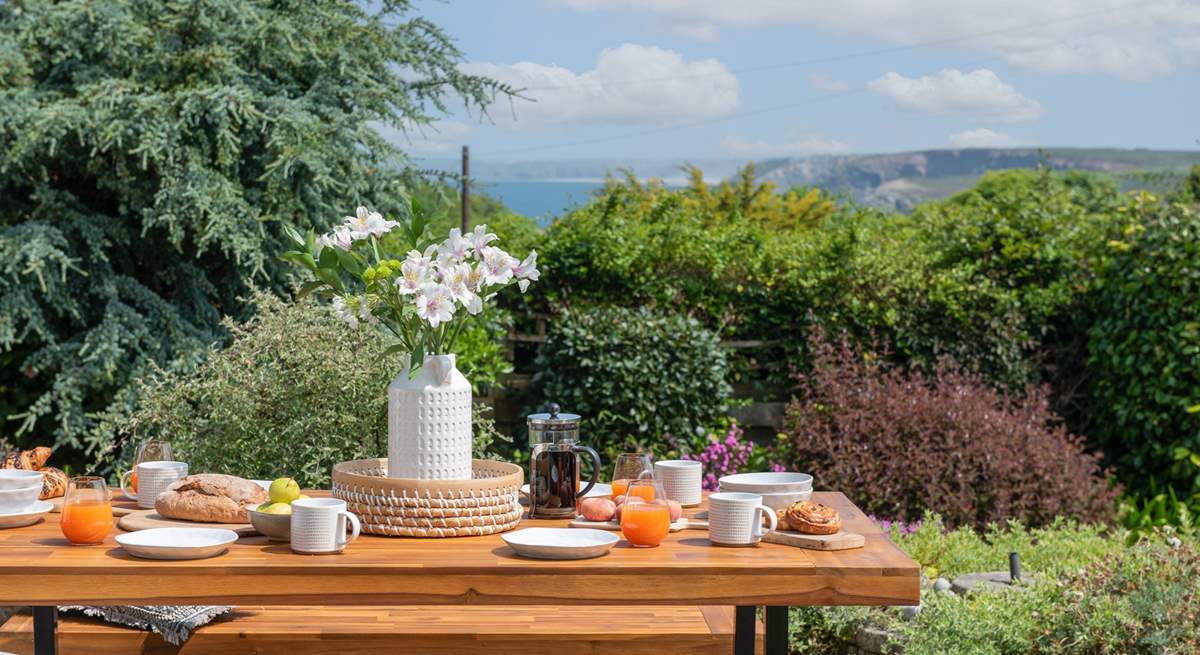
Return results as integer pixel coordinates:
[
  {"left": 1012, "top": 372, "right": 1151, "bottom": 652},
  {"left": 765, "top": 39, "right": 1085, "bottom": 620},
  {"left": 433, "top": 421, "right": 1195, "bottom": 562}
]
[
  {"left": 38, "top": 466, "right": 68, "bottom": 501},
  {"left": 2, "top": 446, "right": 52, "bottom": 470},
  {"left": 782, "top": 500, "right": 842, "bottom": 535}
]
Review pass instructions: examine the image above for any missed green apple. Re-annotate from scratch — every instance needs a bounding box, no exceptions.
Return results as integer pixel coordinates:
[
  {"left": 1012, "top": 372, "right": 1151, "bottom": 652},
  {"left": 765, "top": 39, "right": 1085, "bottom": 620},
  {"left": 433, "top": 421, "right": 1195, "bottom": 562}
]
[
  {"left": 260, "top": 502, "right": 293, "bottom": 516},
  {"left": 256, "top": 501, "right": 273, "bottom": 512},
  {"left": 268, "top": 477, "right": 300, "bottom": 504}
]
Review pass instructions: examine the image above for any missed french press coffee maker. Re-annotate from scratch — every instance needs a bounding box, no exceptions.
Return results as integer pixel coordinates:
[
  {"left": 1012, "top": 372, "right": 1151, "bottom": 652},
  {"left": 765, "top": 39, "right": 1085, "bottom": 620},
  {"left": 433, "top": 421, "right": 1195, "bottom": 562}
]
[{"left": 527, "top": 404, "right": 601, "bottom": 519}]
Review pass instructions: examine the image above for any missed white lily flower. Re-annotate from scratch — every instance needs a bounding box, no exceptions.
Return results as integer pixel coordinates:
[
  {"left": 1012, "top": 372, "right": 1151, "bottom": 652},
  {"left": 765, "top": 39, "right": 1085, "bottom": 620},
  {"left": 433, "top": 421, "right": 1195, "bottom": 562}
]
[
  {"left": 344, "top": 206, "right": 399, "bottom": 240},
  {"left": 415, "top": 283, "right": 456, "bottom": 328},
  {"left": 480, "top": 246, "right": 516, "bottom": 286},
  {"left": 467, "top": 224, "right": 498, "bottom": 253},
  {"left": 464, "top": 290, "right": 483, "bottom": 315},
  {"left": 442, "top": 263, "right": 476, "bottom": 303},
  {"left": 513, "top": 250, "right": 540, "bottom": 292},
  {"left": 318, "top": 225, "right": 354, "bottom": 251},
  {"left": 331, "top": 295, "right": 359, "bottom": 329},
  {"left": 438, "top": 228, "right": 472, "bottom": 263},
  {"left": 465, "top": 263, "right": 486, "bottom": 291},
  {"left": 396, "top": 259, "right": 430, "bottom": 295}
]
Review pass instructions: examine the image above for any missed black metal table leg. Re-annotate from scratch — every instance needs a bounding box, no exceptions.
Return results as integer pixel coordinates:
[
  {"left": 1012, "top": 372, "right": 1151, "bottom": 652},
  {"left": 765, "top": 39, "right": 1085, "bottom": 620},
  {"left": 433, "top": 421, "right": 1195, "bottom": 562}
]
[
  {"left": 765, "top": 605, "right": 789, "bottom": 655},
  {"left": 734, "top": 605, "right": 756, "bottom": 655},
  {"left": 32, "top": 606, "right": 57, "bottom": 655}
]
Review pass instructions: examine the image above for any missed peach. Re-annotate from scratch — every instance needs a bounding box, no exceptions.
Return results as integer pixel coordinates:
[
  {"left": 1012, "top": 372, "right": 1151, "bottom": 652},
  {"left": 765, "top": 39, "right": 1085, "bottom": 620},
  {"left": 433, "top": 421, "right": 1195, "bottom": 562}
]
[{"left": 580, "top": 497, "right": 616, "bottom": 522}]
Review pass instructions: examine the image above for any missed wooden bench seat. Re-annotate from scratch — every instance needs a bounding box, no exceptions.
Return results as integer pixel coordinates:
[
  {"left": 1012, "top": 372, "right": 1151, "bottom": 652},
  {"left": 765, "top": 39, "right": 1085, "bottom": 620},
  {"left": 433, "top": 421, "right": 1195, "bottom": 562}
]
[{"left": 0, "top": 606, "right": 762, "bottom": 655}]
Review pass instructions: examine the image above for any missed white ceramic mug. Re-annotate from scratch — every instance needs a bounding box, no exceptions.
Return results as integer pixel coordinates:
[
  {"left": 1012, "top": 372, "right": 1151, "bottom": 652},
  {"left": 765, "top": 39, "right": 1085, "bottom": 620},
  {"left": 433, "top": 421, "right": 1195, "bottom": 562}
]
[
  {"left": 654, "top": 460, "right": 703, "bottom": 506},
  {"left": 120, "top": 461, "right": 189, "bottom": 509},
  {"left": 708, "top": 492, "right": 777, "bottom": 546},
  {"left": 291, "top": 498, "right": 361, "bottom": 554}
]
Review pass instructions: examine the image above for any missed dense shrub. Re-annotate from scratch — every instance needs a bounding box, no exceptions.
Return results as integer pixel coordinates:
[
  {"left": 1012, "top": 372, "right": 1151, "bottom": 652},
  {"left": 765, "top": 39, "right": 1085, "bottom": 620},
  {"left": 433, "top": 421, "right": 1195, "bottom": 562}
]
[
  {"left": 99, "top": 291, "right": 510, "bottom": 487},
  {"left": 791, "top": 517, "right": 1197, "bottom": 655},
  {"left": 0, "top": 0, "right": 510, "bottom": 464},
  {"left": 783, "top": 335, "right": 1117, "bottom": 528},
  {"left": 530, "top": 306, "right": 730, "bottom": 459},
  {"left": 1088, "top": 195, "right": 1200, "bottom": 498}
]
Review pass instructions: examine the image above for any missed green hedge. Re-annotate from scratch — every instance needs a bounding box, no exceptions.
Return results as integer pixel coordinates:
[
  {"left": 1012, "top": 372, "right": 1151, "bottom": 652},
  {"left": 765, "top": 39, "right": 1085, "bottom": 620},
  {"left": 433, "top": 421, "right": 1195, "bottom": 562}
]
[{"left": 530, "top": 305, "right": 730, "bottom": 459}]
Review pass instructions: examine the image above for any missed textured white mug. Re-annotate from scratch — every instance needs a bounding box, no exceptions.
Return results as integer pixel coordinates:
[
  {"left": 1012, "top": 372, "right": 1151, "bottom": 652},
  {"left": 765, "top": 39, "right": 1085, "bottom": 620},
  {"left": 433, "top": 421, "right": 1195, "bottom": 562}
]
[
  {"left": 708, "top": 492, "right": 777, "bottom": 546},
  {"left": 120, "top": 461, "right": 189, "bottom": 509},
  {"left": 654, "top": 460, "right": 703, "bottom": 506},
  {"left": 291, "top": 498, "right": 361, "bottom": 554}
]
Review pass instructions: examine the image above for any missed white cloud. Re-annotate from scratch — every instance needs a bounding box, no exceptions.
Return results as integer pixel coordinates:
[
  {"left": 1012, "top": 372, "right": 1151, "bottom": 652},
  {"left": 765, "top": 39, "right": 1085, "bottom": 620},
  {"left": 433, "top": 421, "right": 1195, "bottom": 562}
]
[
  {"left": 808, "top": 73, "right": 849, "bottom": 94},
  {"left": 548, "top": 0, "right": 1200, "bottom": 80},
  {"left": 721, "top": 133, "right": 850, "bottom": 158},
  {"left": 949, "top": 128, "right": 1016, "bottom": 148},
  {"left": 867, "top": 69, "right": 1043, "bottom": 123},
  {"left": 459, "top": 44, "right": 739, "bottom": 128}
]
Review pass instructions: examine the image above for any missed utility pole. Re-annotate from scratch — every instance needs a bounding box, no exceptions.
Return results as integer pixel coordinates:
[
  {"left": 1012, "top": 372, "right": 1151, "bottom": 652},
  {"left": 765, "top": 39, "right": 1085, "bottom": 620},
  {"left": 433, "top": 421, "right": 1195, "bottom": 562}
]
[{"left": 460, "top": 145, "right": 470, "bottom": 233}]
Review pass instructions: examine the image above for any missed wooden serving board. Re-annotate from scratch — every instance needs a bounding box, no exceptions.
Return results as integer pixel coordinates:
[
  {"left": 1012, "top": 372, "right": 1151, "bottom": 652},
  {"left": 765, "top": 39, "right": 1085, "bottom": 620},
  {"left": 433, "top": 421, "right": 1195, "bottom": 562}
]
[
  {"left": 569, "top": 517, "right": 691, "bottom": 532},
  {"left": 684, "top": 513, "right": 865, "bottom": 550},
  {"left": 117, "top": 509, "right": 258, "bottom": 537}
]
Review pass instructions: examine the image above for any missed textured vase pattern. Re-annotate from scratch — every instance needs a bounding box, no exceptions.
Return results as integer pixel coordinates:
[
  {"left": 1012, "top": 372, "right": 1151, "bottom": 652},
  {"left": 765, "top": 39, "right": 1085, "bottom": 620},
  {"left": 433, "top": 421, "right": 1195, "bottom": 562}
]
[{"left": 387, "top": 354, "right": 473, "bottom": 480}]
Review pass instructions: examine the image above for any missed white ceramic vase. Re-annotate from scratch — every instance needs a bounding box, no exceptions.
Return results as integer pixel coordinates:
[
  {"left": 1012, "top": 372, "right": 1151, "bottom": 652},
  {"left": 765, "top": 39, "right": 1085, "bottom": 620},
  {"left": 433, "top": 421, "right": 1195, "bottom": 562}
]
[{"left": 387, "top": 353, "right": 473, "bottom": 480}]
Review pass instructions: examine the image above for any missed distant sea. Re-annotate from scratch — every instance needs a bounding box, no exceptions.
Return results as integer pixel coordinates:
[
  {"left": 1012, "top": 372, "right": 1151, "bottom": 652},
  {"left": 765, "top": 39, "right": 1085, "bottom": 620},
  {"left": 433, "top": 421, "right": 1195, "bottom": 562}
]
[{"left": 476, "top": 180, "right": 606, "bottom": 224}]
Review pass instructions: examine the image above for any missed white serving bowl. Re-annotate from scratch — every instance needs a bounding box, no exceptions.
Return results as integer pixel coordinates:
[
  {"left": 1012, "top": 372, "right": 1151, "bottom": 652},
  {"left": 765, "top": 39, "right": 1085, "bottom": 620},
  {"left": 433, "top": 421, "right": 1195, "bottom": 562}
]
[
  {"left": 0, "top": 469, "right": 43, "bottom": 490},
  {"left": 0, "top": 484, "right": 42, "bottom": 512},
  {"left": 717, "top": 486, "right": 813, "bottom": 511},
  {"left": 717, "top": 472, "right": 813, "bottom": 494}
]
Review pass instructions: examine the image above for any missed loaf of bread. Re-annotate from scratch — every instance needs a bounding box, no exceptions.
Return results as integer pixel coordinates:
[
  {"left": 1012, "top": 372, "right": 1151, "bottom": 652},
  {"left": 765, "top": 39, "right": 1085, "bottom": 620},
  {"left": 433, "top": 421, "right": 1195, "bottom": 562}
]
[{"left": 155, "top": 474, "right": 269, "bottom": 524}]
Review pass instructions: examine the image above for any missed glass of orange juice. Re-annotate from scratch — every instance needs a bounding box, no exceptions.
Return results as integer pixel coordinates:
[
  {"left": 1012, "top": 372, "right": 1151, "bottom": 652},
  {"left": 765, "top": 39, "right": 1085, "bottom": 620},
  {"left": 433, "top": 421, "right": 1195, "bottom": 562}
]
[
  {"left": 619, "top": 479, "right": 670, "bottom": 548},
  {"left": 611, "top": 453, "right": 653, "bottom": 499},
  {"left": 61, "top": 476, "right": 114, "bottom": 545}
]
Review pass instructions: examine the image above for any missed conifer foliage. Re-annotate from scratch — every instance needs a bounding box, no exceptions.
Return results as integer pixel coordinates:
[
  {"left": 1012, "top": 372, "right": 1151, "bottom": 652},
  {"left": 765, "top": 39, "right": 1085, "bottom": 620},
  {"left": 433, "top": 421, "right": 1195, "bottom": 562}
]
[{"left": 0, "top": 0, "right": 509, "bottom": 460}]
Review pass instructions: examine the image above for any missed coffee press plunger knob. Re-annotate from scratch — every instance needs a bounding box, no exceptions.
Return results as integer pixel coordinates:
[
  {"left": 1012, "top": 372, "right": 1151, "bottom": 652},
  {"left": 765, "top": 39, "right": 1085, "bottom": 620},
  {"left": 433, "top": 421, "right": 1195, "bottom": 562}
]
[{"left": 548, "top": 402, "right": 560, "bottom": 418}]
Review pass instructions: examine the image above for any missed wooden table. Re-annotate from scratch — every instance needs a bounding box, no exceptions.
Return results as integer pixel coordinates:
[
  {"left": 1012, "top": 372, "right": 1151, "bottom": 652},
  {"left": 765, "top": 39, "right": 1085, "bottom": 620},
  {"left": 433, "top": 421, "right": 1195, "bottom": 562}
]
[{"left": 0, "top": 491, "right": 919, "bottom": 655}]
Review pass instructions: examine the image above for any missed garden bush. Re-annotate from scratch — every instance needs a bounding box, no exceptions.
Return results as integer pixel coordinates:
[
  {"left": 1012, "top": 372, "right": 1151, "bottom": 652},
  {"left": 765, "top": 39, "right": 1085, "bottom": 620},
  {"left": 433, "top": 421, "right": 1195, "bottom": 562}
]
[
  {"left": 1088, "top": 195, "right": 1200, "bottom": 498},
  {"left": 530, "top": 305, "right": 730, "bottom": 459},
  {"left": 0, "top": 0, "right": 510, "bottom": 466},
  {"left": 99, "top": 290, "right": 510, "bottom": 487},
  {"left": 790, "top": 517, "right": 1198, "bottom": 655},
  {"left": 783, "top": 334, "right": 1118, "bottom": 528}
]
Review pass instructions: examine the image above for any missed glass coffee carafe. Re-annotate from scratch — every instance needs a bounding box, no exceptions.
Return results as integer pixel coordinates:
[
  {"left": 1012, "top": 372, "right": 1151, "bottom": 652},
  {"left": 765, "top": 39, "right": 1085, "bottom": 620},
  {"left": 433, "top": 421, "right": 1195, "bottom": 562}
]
[{"left": 527, "top": 404, "right": 601, "bottom": 519}]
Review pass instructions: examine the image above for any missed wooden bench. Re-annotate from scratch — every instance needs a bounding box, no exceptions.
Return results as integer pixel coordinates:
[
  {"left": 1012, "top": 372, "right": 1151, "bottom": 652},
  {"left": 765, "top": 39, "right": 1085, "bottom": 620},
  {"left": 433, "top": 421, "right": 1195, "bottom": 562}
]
[{"left": 0, "top": 605, "right": 763, "bottom": 655}]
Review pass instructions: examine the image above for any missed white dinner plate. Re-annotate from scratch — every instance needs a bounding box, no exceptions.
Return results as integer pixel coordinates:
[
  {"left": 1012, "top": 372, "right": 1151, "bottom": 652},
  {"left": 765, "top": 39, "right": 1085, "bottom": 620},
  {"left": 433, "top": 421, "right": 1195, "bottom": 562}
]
[
  {"left": 116, "top": 527, "right": 239, "bottom": 560},
  {"left": 501, "top": 527, "right": 618, "bottom": 560},
  {"left": 519, "top": 482, "right": 613, "bottom": 503},
  {"left": 0, "top": 500, "right": 53, "bottom": 529}
]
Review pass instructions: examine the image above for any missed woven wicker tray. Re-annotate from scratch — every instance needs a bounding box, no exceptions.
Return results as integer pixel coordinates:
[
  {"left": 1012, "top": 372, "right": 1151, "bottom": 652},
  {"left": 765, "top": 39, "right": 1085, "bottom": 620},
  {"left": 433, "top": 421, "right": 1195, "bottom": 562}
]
[{"left": 331, "top": 458, "right": 523, "bottom": 538}]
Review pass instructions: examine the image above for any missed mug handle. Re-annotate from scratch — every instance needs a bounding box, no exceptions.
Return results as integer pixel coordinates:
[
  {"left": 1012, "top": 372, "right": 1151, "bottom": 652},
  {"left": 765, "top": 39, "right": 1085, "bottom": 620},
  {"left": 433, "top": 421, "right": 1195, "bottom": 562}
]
[
  {"left": 338, "top": 511, "right": 362, "bottom": 549},
  {"left": 119, "top": 470, "right": 137, "bottom": 500},
  {"left": 573, "top": 446, "right": 602, "bottom": 499},
  {"left": 756, "top": 505, "right": 778, "bottom": 539}
]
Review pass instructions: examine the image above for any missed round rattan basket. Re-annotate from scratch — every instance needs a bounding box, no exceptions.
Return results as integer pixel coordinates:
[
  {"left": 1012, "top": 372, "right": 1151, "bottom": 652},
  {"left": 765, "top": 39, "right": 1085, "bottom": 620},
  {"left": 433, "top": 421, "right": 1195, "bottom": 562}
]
[{"left": 331, "top": 458, "right": 523, "bottom": 538}]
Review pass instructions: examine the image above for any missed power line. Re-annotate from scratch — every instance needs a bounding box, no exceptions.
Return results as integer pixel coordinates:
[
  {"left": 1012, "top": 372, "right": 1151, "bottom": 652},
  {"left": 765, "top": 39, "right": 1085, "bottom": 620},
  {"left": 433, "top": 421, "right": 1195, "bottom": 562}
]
[{"left": 517, "top": 1, "right": 1150, "bottom": 92}]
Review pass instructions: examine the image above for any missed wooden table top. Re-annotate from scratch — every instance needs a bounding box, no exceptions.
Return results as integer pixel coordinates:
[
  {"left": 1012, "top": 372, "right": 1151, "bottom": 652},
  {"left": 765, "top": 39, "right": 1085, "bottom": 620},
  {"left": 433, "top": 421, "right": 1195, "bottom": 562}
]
[{"left": 0, "top": 491, "right": 918, "bottom": 607}]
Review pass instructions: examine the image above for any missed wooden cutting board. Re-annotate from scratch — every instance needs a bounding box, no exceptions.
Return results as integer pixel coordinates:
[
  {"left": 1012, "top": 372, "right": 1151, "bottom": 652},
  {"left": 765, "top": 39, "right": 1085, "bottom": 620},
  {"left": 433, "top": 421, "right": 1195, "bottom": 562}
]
[
  {"left": 685, "top": 513, "right": 864, "bottom": 551},
  {"left": 117, "top": 509, "right": 258, "bottom": 537}
]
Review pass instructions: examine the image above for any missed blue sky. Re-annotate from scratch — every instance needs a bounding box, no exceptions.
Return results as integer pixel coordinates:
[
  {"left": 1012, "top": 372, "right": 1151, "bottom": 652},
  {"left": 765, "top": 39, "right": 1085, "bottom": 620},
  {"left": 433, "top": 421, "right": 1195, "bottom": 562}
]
[{"left": 398, "top": 0, "right": 1200, "bottom": 161}]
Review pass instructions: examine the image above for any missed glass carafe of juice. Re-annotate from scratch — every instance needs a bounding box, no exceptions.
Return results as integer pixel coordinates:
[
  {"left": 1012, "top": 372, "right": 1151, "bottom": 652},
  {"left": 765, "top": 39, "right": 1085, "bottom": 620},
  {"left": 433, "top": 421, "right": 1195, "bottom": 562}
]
[{"left": 61, "top": 476, "right": 114, "bottom": 545}]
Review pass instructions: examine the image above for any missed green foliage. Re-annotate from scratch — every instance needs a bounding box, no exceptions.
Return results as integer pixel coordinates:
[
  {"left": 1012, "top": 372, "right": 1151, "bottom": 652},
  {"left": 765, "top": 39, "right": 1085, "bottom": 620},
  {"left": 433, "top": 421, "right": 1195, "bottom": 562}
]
[
  {"left": 1088, "top": 195, "right": 1200, "bottom": 498},
  {"left": 790, "top": 516, "right": 1198, "bottom": 655},
  {"left": 0, "top": 0, "right": 510, "bottom": 463},
  {"left": 530, "top": 305, "right": 730, "bottom": 459},
  {"left": 99, "top": 290, "right": 511, "bottom": 486}
]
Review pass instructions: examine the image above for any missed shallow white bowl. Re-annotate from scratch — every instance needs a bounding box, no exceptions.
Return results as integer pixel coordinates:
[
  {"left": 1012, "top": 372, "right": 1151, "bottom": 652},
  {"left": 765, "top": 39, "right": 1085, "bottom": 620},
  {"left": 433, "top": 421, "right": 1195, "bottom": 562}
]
[
  {"left": 116, "top": 528, "right": 238, "bottom": 560},
  {"left": 757, "top": 489, "right": 814, "bottom": 510},
  {"left": 0, "top": 485, "right": 42, "bottom": 513},
  {"left": 0, "top": 500, "right": 53, "bottom": 529},
  {"left": 501, "top": 527, "right": 618, "bottom": 560},
  {"left": 247, "top": 509, "right": 291, "bottom": 542},
  {"left": 718, "top": 472, "right": 813, "bottom": 494},
  {"left": 0, "top": 469, "right": 43, "bottom": 490}
]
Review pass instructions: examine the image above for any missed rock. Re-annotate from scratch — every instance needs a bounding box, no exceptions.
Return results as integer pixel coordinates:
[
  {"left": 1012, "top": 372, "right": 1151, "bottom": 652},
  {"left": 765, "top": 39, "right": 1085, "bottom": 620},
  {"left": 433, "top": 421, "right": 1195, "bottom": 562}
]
[
  {"left": 933, "top": 577, "right": 953, "bottom": 593},
  {"left": 854, "top": 625, "right": 898, "bottom": 654},
  {"left": 951, "top": 571, "right": 1018, "bottom": 595},
  {"left": 899, "top": 604, "right": 922, "bottom": 620}
]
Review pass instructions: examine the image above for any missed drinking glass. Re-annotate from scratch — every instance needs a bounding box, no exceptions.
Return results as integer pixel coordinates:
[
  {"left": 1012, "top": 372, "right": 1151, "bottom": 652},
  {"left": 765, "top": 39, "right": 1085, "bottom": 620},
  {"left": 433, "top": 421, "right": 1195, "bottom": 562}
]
[
  {"left": 610, "top": 453, "right": 653, "bottom": 499},
  {"left": 127, "top": 439, "right": 174, "bottom": 496},
  {"left": 619, "top": 479, "right": 670, "bottom": 548},
  {"left": 61, "top": 477, "right": 114, "bottom": 545}
]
